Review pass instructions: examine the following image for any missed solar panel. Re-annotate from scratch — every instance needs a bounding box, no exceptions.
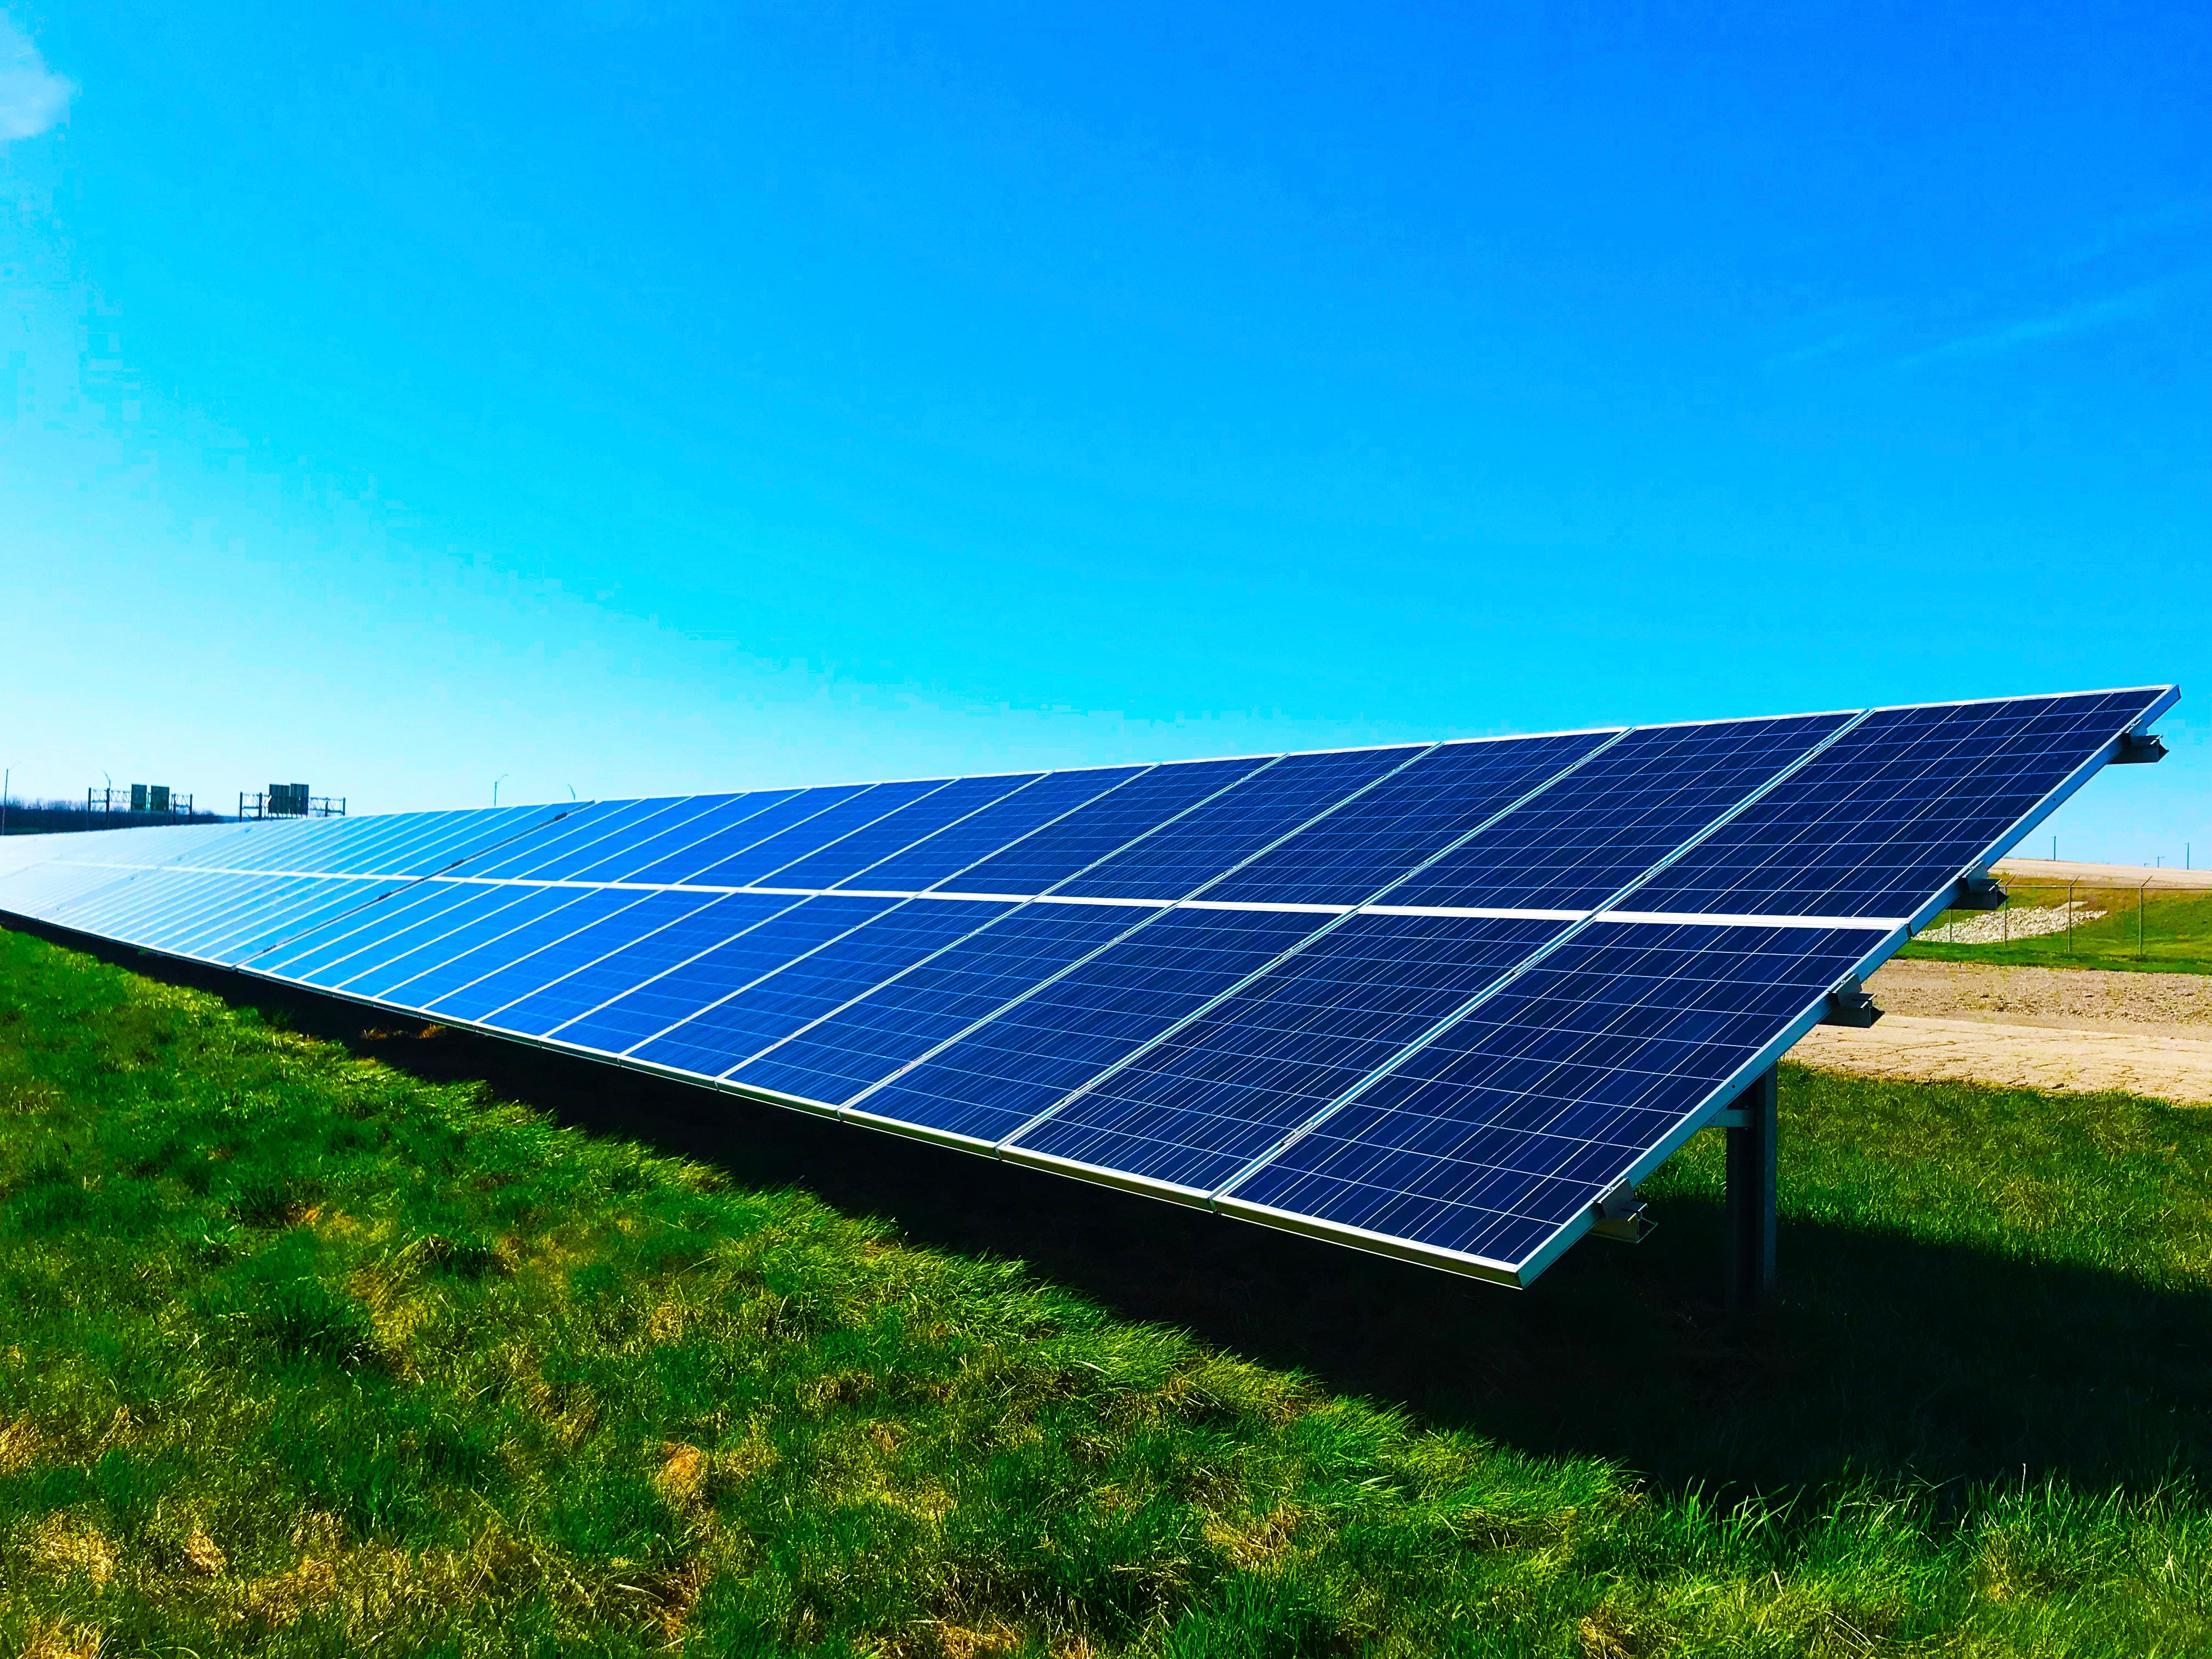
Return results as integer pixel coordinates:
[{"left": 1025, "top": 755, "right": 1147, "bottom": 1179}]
[
  {"left": 0, "top": 685, "right": 2175, "bottom": 1290},
  {"left": 1217, "top": 919, "right": 1888, "bottom": 1276}
]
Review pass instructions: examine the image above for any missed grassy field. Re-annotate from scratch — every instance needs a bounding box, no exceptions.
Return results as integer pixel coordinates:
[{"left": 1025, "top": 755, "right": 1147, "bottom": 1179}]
[
  {"left": 1898, "top": 884, "right": 2212, "bottom": 974},
  {"left": 4, "top": 926, "right": 2212, "bottom": 1656}
]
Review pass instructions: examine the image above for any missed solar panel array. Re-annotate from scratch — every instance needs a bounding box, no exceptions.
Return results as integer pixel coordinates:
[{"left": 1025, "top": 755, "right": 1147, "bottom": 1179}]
[{"left": 0, "top": 686, "right": 2174, "bottom": 1285}]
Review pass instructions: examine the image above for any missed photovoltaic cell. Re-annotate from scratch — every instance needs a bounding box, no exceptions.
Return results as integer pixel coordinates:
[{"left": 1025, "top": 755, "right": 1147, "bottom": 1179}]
[
  {"left": 1626, "top": 691, "right": 2171, "bottom": 919},
  {"left": 1007, "top": 911, "right": 1570, "bottom": 1193},
  {"left": 557, "top": 791, "right": 797, "bottom": 884},
  {"left": 760, "top": 772, "right": 1043, "bottom": 890},
  {"left": 259, "top": 880, "right": 494, "bottom": 985},
  {"left": 549, "top": 894, "right": 895, "bottom": 1054},
  {"left": 456, "top": 796, "right": 699, "bottom": 881},
  {"left": 1200, "top": 731, "right": 1619, "bottom": 907},
  {"left": 851, "top": 907, "right": 1331, "bottom": 1146},
  {"left": 426, "top": 888, "right": 725, "bottom": 1024},
  {"left": 600, "top": 789, "right": 855, "bottom": 887},
  {"left": 484, "top": 891, "right": 804, "bottom": 1037},
  {"left": 0, "top": 860, "right": 148, "bottom": 919},
  {"left": 341, "top": 885, "right": 594, "bottom": 1001},
  {"left": 1221, "top": 921, "right": 1883, "bottom": 1270},
  {"left": 683, "top": 779, "right": 955, "bottom": 888},
  {"left": 120, "top": 871, "right": 329, "bottom": 955},
  {"left": 729, "top": 904, "right": 1148, "bottom": 1106},
  {"left": 628, "top": 898, "right": 1012, "bottom": 1080},
  {"left": 842, "top": 766, "right": 1148, "bottom": 891},
  {"left": 1052, "top": 745, "right": 1428, "bottom": 901},
  {"left": 34, "top": 866, "right": 235, "bottom": 940},
  {"left": 376, "top": 885, "right": 617, "bottom": 1008},
  {"left": 217, "top": 878, "right": 412, "bottom": 967},
  {"left": 1384, "top": 714, "right": 1850, "bottom": 912},
  {"left": 940, "top": 757, "right": 1269, "bottom": 895},
  {"left": 145, "top": 874, "right": 331, "bottom": 956}
]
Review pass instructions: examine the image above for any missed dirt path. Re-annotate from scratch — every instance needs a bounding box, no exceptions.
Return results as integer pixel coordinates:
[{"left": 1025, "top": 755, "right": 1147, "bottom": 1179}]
[
  {"left": 1785, "top": 960, "right": 2212, "bottom": 1103},
  {"left": 1863, "top": 959, "right": 2212, "bottom": 1034},
  {"left": 1993, "top": 856, "right": 2212, "bottom": 893},
  {"left": 1790, "top": 1017, "right": 2212, "bottom": 1103}
]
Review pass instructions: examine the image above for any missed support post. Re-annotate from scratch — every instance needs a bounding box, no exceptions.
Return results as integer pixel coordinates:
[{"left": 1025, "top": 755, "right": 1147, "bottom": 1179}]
[{"left": 1724, "top": 1065, "right": 1778, "bottom": 1310}]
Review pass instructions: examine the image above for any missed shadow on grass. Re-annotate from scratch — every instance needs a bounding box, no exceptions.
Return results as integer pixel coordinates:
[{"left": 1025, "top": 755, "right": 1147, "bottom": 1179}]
[{"left": 37, "top": 922, "right": 2212, "bottom": 1505}]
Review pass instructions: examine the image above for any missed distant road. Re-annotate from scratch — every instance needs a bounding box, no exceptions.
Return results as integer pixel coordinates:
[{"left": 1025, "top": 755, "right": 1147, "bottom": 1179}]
[{"left": 1993, "top": 857, "right": 2212, "bottom": 892}]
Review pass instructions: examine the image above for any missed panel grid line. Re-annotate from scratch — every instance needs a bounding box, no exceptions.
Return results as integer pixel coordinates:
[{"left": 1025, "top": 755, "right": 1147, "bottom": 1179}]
[
  {"left": 1207, "top": 709, "right": 1875, "bottom": 1207},
  {"left": 992, "top": 728, "right": 1639, "bottom": 1157},
  {"left": 609, "top": 758, "right": 1282, "bottom": 1067},
  {"left": 728, "top": 744, "right": 1447, "bottom": 1094}
]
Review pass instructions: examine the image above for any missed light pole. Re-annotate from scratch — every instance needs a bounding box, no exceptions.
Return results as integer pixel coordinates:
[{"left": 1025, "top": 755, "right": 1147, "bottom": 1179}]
[
  {"left": 2, "top": 766, "right": 9, "bottom": 838},
  {"left": 493, "top": 774, "right": 510, "bottom": 808}
]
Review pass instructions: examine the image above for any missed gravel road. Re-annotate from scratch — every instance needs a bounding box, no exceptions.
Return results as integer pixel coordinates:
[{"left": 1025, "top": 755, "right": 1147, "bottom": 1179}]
[
  {"left": 1784, "top": 960, "right": 2212, "bottom": 1104},
  {"left": 1863, "top": 959, "right": 2212, "bottom": 1034}
]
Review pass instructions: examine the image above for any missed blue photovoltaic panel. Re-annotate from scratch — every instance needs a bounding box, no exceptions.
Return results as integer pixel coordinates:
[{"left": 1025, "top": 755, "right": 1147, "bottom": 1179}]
[
  {"left": 186, "top": 803, "right": 571, "bottom": 878},
  {"left": 843, "top": 766, "right": 1148, "bottom": 891},
  {"left": 278, "top": 811, "right": 491, "bottom": 876},
  {"left": 212, "top": 878, "right": 412, "bottom": 967},
  {"left": 341, "top": 885, "right": 595, "bottom": 1002},
  {"left": 0, "top": 861, "right": 149, "bottom": 919},
  {"left": 729, "top": 904, "right": 1149, "bottom": 1106},
  {"left": 0, "top": 686, "right": 2172, "bottom": 1291},
  {"left": 1221, "top": 921, "right": 1884, "bottom": 1271},
  {"left": 145, "top": 874, "right": 331, "bottom": 957},
  {"left": 758, "top": 772, "right": 1044, "bottom": 890},
  {"left": 549, "top": 894, "right": 896, "bottom": 1054},
  {"left": 484, "top": 891, "right": 804, "bottom": 1037},
  {"left": 601, "top": 789, "right": 858, "bottom": 887},
  {"left": 1626, "top": 690, "right": 2173, "bottom": 919},
  {"left": 1052, "top": 746, "right": 1428, "bottom": 902},
  {"left": 31, "top": 865, "right": 234, "bottom": 941},
  {"left": 1385, "top": 714, "right": 1850, "bottom": 913},
  {"left": 1007, "top": 911, "right": 1571, "bottom": 1193},
  {"left": 59, "top": 865, "right": 331, "bottom": 949},
  {"left": 556, "top": 792, "right": 796, "bottom": 884},
  {"left": 850, "top": 906, "right": 1331, "bottom": 1146},
  {"left": 629, "top": 898, "right": 1013, "bottom": 1080},
  {"left": 683, "top": 778, "right": 956, "bottom": 889},
  {"left": 259, "top": 879, "right": 495, "bottom": 986},
  {"left": 456, "top": 796, "right": 698, "bottom": 881},
  {"left": 375, "top": 885, "right": 618, "bottom": 1009},
  {"left": 939, "top": 757, "right": 1271, "bottom": 895},
  {"left": 148, "top": 815, "right": 364, "bottom": 872},
  {"left": 13, "top": 846, "right": 213, "bottom": 926},
  {"left": 120, "top": 872, "right": 329, "bottom": 955},
  {"left": 427, "top": 888, "right": 726, "bottom": 1024},
  {"left": 1200, "top": 731, "right": 1619, "bottom": 907}
]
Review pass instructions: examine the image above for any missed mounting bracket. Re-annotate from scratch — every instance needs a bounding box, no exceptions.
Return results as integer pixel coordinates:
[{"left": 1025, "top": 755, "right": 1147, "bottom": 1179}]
[
  {"left": 2114, "top": 732, "right": 2168, "bottom": 765},
  {"left": 1819, "top": 976, "right": 1882, "bottom": 1028},
  {"left": 1952, "top": 872, "right": 2006, "bottom": 911},
  {"left": 1590, "top": 1180, "right": 1650, "bottom": 1243}
]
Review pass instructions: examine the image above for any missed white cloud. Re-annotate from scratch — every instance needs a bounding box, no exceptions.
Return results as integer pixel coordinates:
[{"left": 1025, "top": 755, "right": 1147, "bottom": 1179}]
[
  {"left": 1897, "top": 283, "right": 2166, "bottom": 369},
  {"left": 0, "top": 15, "right": 73, "bottom": 141}
]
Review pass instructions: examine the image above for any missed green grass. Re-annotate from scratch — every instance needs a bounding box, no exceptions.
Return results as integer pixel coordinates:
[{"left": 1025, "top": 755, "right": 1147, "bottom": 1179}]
[
  {"left": 1898, "top": 885, "right": 2212, "bottom": 974},
  {"left": 4, "top": 927, "right": 2212, "bottom": 1655}
]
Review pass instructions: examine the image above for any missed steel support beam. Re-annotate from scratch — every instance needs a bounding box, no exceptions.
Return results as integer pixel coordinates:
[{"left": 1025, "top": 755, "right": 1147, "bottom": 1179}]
[{"left": 1724, "top": 1065, "right": 1778, "bottom": 1310}]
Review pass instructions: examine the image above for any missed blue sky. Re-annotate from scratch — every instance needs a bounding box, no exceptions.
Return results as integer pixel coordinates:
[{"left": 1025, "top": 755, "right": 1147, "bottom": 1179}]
[{"left": 1, "top": 2, "right": 2206, "bottom": 862}]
